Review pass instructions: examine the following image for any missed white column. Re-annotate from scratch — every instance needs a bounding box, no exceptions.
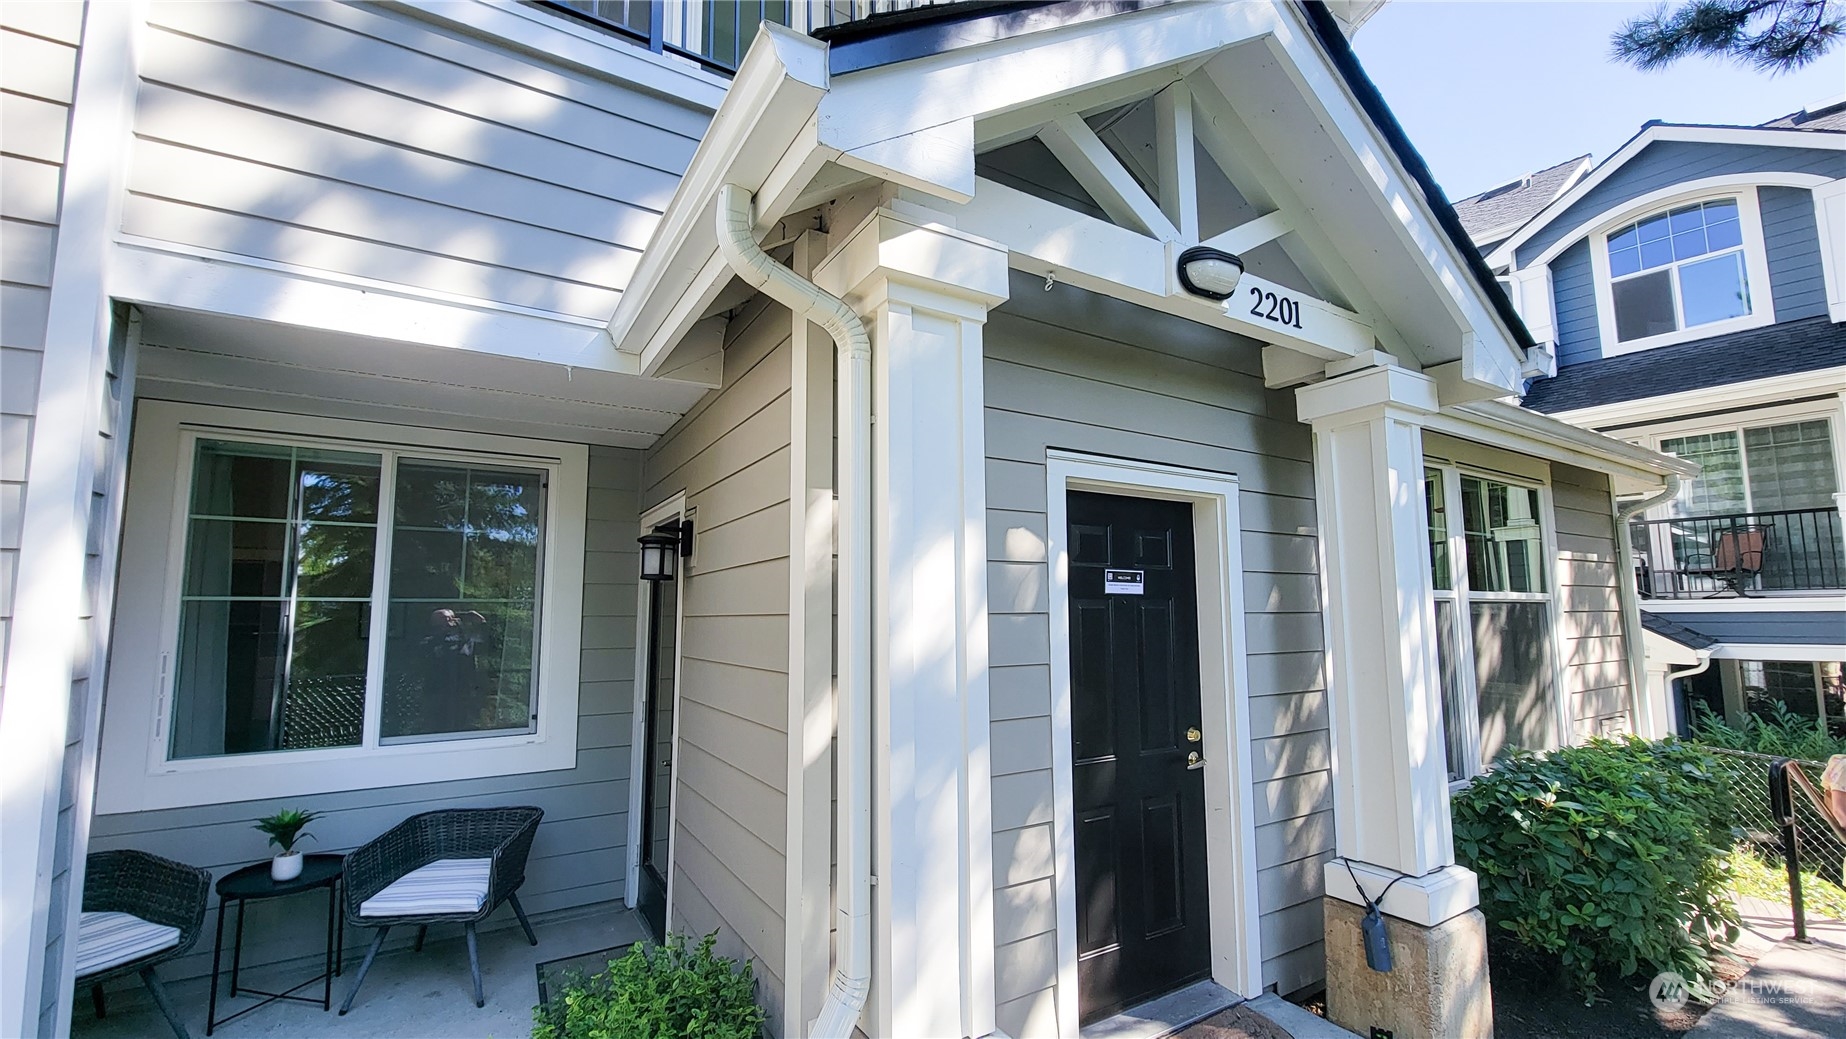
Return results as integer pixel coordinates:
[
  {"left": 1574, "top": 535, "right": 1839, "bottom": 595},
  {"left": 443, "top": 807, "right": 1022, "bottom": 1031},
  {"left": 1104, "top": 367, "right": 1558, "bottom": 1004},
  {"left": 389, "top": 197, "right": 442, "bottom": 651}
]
[
  {"left": 1294, "top": 366, "right": 1479, "bottom": 927},
  {"left": 815, "top": 209, "right": 1008, "bottom": 1039}
]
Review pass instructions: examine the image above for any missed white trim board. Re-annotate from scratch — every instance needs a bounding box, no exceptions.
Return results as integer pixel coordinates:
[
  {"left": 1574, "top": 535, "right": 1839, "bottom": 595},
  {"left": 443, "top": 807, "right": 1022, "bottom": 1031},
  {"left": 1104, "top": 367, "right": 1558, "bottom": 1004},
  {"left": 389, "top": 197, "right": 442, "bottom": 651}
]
[{"left": 1043, "top": 450, "right": 1263, "bottom": 1038}]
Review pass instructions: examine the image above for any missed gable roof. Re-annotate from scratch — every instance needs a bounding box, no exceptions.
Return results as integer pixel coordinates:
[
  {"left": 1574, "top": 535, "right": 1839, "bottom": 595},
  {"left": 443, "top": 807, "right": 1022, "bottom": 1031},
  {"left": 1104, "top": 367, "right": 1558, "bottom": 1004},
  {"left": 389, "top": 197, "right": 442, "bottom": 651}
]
[
  {"left": 1521, "top": 314, "right": 1846, "bottom": 415},
  {"left": 1486, "top": 121, "right": 1846, "bottom": 270},
  {"left": 1451, "top": 155, "right": 1592, "bottom": 248}
]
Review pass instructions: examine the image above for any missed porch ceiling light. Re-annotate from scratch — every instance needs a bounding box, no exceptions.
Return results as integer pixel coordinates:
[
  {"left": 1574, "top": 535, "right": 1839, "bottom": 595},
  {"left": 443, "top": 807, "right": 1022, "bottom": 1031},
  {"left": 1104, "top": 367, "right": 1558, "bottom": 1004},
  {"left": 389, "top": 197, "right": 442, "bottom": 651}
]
[
  {"left": 637, "top": 522, "right": 691, "bottom": 581},
  {"left": 1176, "top": 245, "right": 1245, "bottom": 301}
]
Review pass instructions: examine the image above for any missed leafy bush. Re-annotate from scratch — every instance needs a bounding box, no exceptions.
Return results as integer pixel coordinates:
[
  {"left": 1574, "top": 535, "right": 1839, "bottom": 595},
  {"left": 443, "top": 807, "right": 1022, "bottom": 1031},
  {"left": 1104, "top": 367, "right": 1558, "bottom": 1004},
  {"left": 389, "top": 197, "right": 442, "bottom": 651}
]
[
  {"left": 1686, "top": 701, "right": 1845, "bottom": 762},
  {"left": 533, "top": 931, "right": 765, "bottom": 1039},
  {"left": 1452, "top": 737, "right": 1740, "bottom": 998}
]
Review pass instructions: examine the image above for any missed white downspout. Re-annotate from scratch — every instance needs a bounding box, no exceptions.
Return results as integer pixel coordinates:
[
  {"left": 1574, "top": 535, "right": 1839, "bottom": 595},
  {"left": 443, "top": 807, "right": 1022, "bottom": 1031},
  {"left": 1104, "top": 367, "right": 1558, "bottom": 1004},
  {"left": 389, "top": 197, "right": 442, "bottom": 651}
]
[
  {"left": 715, "top": 183, "right": 872, "bottom": 1039},
  {"left": 1663, "top": 652, "right": 1714, "bottom": 735},
  {"left": 1615, "top": 476, "right": 1681, "bottom": 738}
]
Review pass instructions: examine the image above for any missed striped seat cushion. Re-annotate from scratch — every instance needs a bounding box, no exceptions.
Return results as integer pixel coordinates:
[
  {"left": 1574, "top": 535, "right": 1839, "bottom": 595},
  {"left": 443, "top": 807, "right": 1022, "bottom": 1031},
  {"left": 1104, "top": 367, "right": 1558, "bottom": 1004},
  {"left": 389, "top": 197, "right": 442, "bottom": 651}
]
[
  {"left": 75, "top": 912, "right": 182, "bottom": 977},
  {"left": 359, "top": 858, "right": 492, "bottom": 918}
]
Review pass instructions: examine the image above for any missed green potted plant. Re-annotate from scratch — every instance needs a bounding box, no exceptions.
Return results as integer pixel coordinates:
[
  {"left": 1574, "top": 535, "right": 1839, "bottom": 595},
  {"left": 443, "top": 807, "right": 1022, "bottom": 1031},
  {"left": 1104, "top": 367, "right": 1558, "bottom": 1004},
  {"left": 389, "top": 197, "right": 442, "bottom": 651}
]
[{"left": 254, "top": 808, "right": 322, "bottom": 881}]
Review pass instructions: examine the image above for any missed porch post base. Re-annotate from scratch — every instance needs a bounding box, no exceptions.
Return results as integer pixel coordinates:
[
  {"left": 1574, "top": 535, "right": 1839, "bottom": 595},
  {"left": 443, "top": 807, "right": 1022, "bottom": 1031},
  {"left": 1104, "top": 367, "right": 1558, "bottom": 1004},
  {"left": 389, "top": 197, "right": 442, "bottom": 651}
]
[{"left": 1322, "top": 896, "right": 1494, "bottom": 1039}]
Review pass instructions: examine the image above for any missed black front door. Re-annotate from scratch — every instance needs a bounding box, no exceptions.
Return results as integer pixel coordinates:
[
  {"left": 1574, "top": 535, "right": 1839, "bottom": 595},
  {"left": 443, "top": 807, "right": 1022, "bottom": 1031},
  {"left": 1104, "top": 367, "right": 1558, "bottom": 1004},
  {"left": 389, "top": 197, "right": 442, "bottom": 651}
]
[
  {"left": 636, "top": 558, "right": 679, "bottom": 940},
  {"left": 1067, "top": 491, "right": 1211, "bottom": 1024}
]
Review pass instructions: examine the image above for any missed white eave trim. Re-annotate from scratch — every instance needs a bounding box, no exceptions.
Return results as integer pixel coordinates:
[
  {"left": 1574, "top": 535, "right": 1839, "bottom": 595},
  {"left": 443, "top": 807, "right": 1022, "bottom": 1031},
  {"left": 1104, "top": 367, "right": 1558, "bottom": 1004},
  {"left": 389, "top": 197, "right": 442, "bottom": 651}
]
[
  {"left": 1553, "top": 365, "right": 1846, "bottom": 432},
  {"left": 1429, "top": 399, "right": 1700, "bottom": 492},
  {"left": 1488, "top": 124, "right": 1846, "bottom": 269},
  {"left": 603, "top": 23, "right": 830, "bottom": 369}
]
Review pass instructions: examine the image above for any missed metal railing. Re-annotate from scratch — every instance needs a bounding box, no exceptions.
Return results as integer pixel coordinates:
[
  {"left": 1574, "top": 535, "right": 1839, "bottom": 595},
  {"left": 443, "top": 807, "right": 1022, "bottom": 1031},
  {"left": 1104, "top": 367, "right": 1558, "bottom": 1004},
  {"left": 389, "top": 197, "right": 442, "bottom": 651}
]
[
  {"left": 1630, "top": 506, "right": 1846, "bottom": 599},
  {"left": 547, "top": 1, "right": 946, "bottom": 73}
]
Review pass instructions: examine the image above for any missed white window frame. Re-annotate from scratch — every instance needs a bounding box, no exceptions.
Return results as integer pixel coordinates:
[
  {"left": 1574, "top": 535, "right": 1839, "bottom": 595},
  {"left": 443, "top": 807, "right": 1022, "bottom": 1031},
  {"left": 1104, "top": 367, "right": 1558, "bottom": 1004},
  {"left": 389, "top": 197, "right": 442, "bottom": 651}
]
[
  {"left": 1630, "top": 402, "right": 1844, "bottom": 523},
  {"left": 95, "top": 401, "right": 588, "bottom": 814},
  {"left": 1424, "top": 457, "right": 1570, "bottom": 783},
  {"left": 1589, "top": 188, "right": 1774, "bottom": 356}
]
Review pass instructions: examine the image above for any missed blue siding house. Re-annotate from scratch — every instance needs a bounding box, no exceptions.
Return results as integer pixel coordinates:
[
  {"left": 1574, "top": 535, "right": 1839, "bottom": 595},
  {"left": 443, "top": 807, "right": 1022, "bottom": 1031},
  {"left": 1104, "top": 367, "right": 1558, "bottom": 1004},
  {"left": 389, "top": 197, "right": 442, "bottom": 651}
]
[{"left": 1464, "top": 105, "right": 1846, "bottom": 739}]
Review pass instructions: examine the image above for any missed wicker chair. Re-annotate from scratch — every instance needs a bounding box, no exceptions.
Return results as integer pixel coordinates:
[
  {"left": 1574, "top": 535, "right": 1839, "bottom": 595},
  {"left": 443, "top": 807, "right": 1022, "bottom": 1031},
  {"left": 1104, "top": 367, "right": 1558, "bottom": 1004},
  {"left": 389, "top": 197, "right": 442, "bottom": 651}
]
[
  {"left": 79, "top": 850, "right": 211, "bottom": 1039},
  {"left": 338, "top": 806, "right": 543, "bottom": 1014}
]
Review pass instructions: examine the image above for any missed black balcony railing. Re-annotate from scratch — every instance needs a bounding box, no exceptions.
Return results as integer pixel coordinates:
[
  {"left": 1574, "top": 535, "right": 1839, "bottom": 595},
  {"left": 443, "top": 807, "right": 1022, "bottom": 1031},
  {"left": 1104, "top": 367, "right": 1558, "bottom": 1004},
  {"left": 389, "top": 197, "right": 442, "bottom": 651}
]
[
  {"left": 1631, "top": 506, "right": 1846, "bottom": 599},
  {"left": 547, "top": 1, "right": 941, "bottom": 73}
]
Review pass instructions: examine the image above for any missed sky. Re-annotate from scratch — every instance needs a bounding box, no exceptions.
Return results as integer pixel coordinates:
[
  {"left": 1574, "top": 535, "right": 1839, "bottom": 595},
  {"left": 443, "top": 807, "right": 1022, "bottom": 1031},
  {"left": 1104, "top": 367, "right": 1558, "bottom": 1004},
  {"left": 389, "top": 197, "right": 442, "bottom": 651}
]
[{"left": 1353, "top": 1, "right": 1846, "bottom": 202}]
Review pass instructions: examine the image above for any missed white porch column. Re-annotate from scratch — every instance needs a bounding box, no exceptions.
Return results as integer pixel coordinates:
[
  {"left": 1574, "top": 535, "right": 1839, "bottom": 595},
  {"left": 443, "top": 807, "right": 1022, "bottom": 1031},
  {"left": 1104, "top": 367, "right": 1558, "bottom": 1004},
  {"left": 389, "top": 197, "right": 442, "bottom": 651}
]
[
  {"left": 1295, "top": 365, "right": 1476, "bottom": 920},
  {"left": 814, "top": 208, "right": 1008, "bottom": 1039},
  {"left": 1295, "top": 366, "right": 1490, "bottom": 1039}
]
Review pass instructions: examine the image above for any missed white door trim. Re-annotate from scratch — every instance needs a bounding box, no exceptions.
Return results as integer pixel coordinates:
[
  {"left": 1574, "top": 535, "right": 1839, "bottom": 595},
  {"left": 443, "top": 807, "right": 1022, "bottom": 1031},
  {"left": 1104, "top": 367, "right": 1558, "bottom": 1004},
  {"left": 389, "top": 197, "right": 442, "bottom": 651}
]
[
  {"left": 1044, "top": 450, "right": 1263, "bottom": 1037},
  {"left": 626, "top": 493, "right": 689, "bottom": 928}
]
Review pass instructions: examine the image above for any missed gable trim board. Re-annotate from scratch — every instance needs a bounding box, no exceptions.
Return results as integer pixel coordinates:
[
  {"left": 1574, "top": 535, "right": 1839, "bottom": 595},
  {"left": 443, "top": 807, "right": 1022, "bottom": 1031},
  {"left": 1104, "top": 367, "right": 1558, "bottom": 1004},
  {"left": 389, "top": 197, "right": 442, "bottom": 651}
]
[
  {"left": 1043, "top": 450, "right": 1264, "bottom": 1038},
  {"left": 1486, "top": 124, "right": 1846, "bottom": 271}
]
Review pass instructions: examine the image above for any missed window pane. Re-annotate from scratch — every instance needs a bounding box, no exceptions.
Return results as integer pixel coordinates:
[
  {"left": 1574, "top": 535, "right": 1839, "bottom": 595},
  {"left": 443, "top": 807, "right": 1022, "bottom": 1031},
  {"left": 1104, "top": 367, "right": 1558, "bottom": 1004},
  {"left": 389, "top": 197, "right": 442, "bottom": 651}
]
[
  {"left": 1702, "top": 199, "right": 1738, "bottom": 223},
  {"left": 1425, "top": 469, "right": 1451, "bottom": 590},
  {"left": 1670, "top": 228, "right": 1707, "bottom": 261},
  {"left": 1668, "top": 204, "right": 1705, "bottom": 236},
  {"left": 1471, "top": 601, "right": 1558, "bottom": 765},
  {"left": 382, "top": 460, "right": 545, "bottom": 741},
  {"left": 1460, "top": 476, "right": 1546, "bottom": 594},
  {"left": 1435, "top": 599, "right": 1469, "bottom": 781},
  {"left": 1663, "top": 430, "right": 1745, "bottom": 516},
  {"left": 1637, "top": 212, "right": 1671, "bottom": 243},
  {"left": 1612, "top": 269, "right": 1676, "bottom": 341},
  {"left": 1638, "top": 235, "right": 1674, "bottom": 269},
  {"left": 170, "top": 441, "right": 379, "bottom": 759},
  {"left": 1741, "top": 660, "right": 1820, "bottom": 722},
  {"left": 1678, "top": 251, "right": 1750, "bottom": 328},
  {"left": 1608, "top": 224, "right": 1638, "bottom": 252},
  {"left": 1608, "top": 246, "right": 1642, "bottom": 278},
  {"left": 1706, "top": 216, "right": 1743, "bottom": 252},
  {"left": 1744, "top": 420, "right": 1839, "bottom": 511}
]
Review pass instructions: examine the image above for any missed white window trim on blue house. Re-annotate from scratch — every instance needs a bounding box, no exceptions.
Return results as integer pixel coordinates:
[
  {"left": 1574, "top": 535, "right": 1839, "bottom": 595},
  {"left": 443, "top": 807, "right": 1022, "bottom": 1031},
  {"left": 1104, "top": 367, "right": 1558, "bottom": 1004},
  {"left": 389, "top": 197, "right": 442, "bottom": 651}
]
[
  {"left": 1587, "top": 186, "right": 1775, "bottom": 356},
  {"left": 94, "top": 401, "right": 589, "bottom": 815}
]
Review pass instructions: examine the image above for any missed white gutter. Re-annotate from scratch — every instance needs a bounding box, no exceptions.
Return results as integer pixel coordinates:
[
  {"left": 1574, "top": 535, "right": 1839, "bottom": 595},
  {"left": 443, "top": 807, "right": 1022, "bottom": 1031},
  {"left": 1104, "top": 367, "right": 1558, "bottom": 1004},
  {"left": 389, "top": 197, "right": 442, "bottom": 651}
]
[
  {"left": 1615, "top": 476, "right": 1682, "bottom": 738},
  {"left": 1663, "top": 652, "right": 1714, "bottom": 735},
  {"left": 715, "top": 183, "right": 872, "bottom": 1039}
]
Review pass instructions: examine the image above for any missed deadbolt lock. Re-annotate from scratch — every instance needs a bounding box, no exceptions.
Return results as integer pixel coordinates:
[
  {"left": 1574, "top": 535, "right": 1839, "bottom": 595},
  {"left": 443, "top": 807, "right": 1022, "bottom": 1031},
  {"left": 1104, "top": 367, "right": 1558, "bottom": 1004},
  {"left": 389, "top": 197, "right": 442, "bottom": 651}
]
[{"left": 1186, "top": 727, "right": 1202, "bottom": 743}]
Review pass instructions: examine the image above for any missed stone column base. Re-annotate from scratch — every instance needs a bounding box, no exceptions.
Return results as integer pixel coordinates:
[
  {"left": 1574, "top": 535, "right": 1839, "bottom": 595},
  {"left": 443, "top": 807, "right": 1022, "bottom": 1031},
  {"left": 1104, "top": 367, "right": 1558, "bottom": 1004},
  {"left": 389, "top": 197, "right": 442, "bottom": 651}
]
[{"left": 1323, "top": 896, "right": 1493, "bottom": 1039}]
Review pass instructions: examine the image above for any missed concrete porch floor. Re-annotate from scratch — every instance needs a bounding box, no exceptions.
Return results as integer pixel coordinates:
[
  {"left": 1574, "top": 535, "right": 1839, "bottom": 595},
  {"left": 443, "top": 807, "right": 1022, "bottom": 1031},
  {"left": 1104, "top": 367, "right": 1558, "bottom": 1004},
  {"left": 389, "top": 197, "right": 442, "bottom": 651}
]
[{"left": 73, "top": 904, "right": 648, "bottom": 1039}]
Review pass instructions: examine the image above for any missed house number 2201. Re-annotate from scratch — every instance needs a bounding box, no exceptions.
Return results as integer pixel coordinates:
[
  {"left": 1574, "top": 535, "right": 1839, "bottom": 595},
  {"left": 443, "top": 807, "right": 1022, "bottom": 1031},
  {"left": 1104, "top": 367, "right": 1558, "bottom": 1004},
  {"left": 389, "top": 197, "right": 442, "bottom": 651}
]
[{"left": 1248, "top": 287, "right": 1304, "bottom": 329}]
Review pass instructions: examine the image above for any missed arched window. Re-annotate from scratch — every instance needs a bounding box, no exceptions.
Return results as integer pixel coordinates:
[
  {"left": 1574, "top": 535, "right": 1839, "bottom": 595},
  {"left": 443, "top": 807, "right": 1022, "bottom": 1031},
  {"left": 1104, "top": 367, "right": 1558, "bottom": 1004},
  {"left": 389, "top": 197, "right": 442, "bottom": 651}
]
[{"left": 1605, "top": 198, "right": 1750, "bottom": 343}]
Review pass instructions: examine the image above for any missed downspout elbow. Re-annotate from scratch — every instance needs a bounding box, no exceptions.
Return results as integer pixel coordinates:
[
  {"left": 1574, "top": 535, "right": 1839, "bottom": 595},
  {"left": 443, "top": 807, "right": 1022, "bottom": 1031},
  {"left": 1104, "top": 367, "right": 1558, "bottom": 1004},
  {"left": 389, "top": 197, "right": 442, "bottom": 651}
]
[{"left": 715, "top": 183, "right": 872, "bottom": 1039}]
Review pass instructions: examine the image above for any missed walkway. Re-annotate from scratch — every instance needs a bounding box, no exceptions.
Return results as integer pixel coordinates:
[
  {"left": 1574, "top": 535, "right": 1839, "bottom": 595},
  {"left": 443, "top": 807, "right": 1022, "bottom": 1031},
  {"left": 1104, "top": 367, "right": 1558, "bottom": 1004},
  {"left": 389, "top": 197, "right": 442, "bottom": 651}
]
[{"left": 1688, "top": 896, "right": 1846, "bottom": 1039}]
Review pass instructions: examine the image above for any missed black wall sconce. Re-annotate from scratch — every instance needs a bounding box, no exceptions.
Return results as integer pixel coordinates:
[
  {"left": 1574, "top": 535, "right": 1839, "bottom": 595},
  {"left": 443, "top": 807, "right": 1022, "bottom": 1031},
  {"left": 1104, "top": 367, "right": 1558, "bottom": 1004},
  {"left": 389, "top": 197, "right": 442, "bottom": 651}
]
[
  {"left": 637, "top": 520, "right": 693, "bottom": 581},
  {"left": 1175, "top": 245, "right": 1245, "bottom": 301}
]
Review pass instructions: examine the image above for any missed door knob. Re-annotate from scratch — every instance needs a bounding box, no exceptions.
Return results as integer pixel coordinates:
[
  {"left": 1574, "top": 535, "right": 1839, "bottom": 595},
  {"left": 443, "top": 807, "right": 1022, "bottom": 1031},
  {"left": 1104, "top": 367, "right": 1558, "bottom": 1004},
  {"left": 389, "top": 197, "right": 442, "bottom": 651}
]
[
  {"left": 1185, "top": 727, "right": 1202, "bottom": 743},
  {"left": 1187, "top": 751, "right": 1206, "bottom": 770}
]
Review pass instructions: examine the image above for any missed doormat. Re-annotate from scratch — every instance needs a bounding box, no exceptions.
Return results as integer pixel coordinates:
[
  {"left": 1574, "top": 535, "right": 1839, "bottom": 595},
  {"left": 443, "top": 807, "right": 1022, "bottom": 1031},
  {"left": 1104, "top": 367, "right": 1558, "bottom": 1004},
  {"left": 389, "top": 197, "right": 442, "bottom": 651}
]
[{"left": 534, "top": 943, "right": 636, "bottom": 1007}]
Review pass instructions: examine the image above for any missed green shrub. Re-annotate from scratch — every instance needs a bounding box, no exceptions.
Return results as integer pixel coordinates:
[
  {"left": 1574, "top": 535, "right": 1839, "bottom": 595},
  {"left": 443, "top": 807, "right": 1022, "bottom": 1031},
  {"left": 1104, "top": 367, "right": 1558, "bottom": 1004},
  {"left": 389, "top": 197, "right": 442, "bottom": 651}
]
[
  {"left": 1451, "top": 737, "right": 1740, "bottom": 998},
  {"left": 1686, "top": 701, "right": 1845, "bottom": 762},
  {"left": 533, "top": 932, "right": 766, "bottom": 1039}
]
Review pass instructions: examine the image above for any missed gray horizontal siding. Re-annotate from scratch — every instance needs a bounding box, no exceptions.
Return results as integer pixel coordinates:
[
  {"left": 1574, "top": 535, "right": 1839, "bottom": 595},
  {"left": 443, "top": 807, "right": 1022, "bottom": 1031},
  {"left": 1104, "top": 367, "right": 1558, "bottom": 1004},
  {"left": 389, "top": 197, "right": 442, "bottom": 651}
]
[
  {"left": 1518, "top": 141, "right": 1846, "bottom": 266},
  {"left": 1551, "top": 238, "right": 1600, "bottom": 366},
  {"left": 87, "top": 445, "right": 643, "bottom": 989},
  {"left": 640, "top": 296, "right": 792, "bottom": 1035},
  {"left": 1760, "top": 186, "right": 1829, "bottom": 322},
  {"left": 982, "top": 276, "right": 1331, "bottom": 1034},
  {"left": 2, "top": 6, "right": 83, "bottom": 1032},
  {"left": 127, "top": 0, "right": 709, "bottom": 319},
  {"left": 1550, "top": 463, "right": 1634, "bottom": 739}
]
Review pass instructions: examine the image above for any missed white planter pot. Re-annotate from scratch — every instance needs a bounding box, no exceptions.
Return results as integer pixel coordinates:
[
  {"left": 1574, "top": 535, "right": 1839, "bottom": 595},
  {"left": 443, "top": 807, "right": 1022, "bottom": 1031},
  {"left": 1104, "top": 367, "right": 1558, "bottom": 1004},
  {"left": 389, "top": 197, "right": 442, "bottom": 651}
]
[{"left": 271, "top": 852, "right": 303, "bottom": 882}]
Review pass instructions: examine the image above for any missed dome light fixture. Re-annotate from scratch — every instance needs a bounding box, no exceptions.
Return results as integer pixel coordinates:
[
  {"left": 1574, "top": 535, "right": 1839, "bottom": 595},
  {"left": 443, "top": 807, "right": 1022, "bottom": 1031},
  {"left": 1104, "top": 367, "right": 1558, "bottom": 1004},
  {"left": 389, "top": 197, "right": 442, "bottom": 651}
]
[{"left": 1175, "top": 245, "right": 1245, "bottom": 301}]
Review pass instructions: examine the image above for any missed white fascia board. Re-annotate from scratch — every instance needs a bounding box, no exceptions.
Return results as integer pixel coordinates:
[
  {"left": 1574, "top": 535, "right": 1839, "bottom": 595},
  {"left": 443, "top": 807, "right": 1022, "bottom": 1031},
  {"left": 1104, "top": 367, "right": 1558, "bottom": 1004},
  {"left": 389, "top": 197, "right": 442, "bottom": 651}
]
[
  {"left": 1709, "top": 643, "right": 1846, "bottom": 662},
  {"left": 813, "top": 0, "right": 1277, "bottom": 166},
  {"left": 604, "top": 23, "right": 830, "bottom": 359},
  {"left": 1488, "top": 125, "right": 1846, "bottom": 269},
  {"left": 1427, "top": 400, "right": 1700, "bottom": 493},
  {"left": 1253, "top": 11, "right": 1528, "bottom": 387},
  {"left": 391, "top": 0, "right": 728, "bottom": 110},
  {"left": 1552, "top": 366, "right": 1846, "bottom": 432},
  {"left": 1641, "top": 597, "right": 1845, "bottom": 614}
]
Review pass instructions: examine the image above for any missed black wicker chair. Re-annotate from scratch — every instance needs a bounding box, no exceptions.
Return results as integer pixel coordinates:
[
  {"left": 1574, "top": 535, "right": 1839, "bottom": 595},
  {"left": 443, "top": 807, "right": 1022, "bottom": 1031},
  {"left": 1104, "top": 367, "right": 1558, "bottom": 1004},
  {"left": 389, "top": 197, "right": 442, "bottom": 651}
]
[
  {"left": 338, "top": 806, "right": 543, "bottom": 1014},
  {"left": 79, "top": 850, "right": 211, "bottom": 1039}
]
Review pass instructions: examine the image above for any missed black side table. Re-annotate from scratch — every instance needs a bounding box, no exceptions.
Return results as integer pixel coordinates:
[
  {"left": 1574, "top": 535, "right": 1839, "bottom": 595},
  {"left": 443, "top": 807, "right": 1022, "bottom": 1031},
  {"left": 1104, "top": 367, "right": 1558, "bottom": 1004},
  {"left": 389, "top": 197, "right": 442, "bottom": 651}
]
[{"left": 206, "top": 853, "right": 345, "bottom": 1035}]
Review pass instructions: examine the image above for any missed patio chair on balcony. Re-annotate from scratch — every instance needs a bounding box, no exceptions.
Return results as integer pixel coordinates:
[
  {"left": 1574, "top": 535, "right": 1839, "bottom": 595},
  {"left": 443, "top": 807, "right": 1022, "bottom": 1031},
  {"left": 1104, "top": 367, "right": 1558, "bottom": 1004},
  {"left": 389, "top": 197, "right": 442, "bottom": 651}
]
[
  {"left": 338, "top": 806, "right": 543, "bottom": 1014},
  {"left": 77, "top": 850, "right": 211, "bottom": 1039},
  {"left": 1683, "top": 523, "right": 1769, "bottom": 597}
]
